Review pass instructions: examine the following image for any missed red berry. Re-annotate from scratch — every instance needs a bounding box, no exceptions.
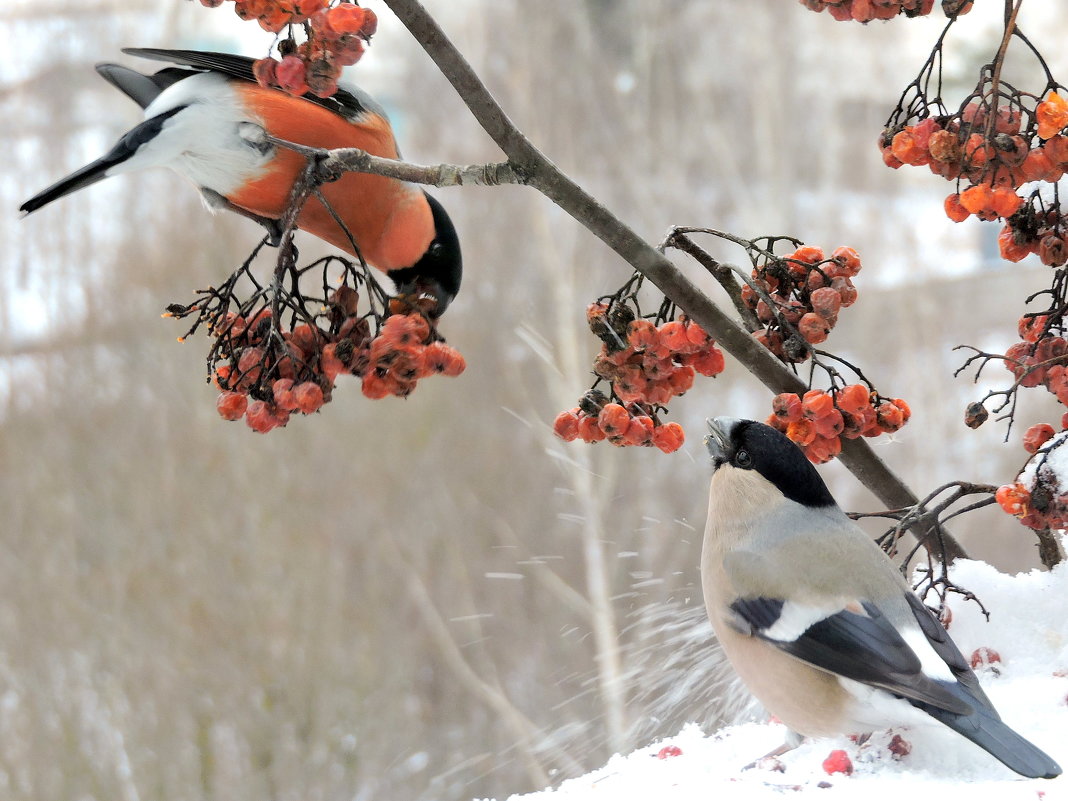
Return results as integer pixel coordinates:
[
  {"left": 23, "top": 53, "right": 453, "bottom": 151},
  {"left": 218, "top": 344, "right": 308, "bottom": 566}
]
[
  {"left": 890, "top": 397, "right": 911, "bottom": 424},
  {"left": 822, "top": 749, "right": 853, "bottom": 776},
  {"left": 656, "top": 745, "right": 683, "bottom": 759},
  {"left": 652, "top": 422, "right": 685, "bottom": 454},
  {"left": 1023, "top": 423, "right": 1056, "bottom": 454},
  {"left": 272, "top": 378, "right": 298, "bottom": 411},
  {"left": 995, "top": 483, "right": 1030, "bottom": 516},
  {"left": 970, "top": 647, "right": 1002, "bottom": 670},
  {"left": 597, "top": 403, "right": 630, "bottom": 436},
  {"left": 320, "top": 343, "right": 346, "bottom": 383},
  {"left": 294, "top": 381, "right": 325, "bottom": 414},
  {"left": 685, "top": 322, "right": 712, "bottom": 348},
  {"left": 421, "top": 342, "right": 466, "bottom": 377},
  {"left": 798, "top": 313, "right": 830, "bottom": 345},
  {"left": 327, "top": 3, "right": 371, "bottom": 34},
  {"left": 801, "top": 389, "right": 834, "bottom": 420},
  {"left": 810, "top": 287, "right": 842, "bottom": 322},
  {"left": 658, "top": 320, "right": 691, "bottom": 353},
  {"left": 688, "top": 347, "right": 725, "bottom": 377},
  {"left": 216, "top": 391, "right": 248, "bottom": 421},
  {"left": 578, "top": 415, "right": 607, "bottom": 443},
  {"left": 624, "top": 415, "right": 655, "bottom": 446},
  {"left": 831, "top": 276, "right": 858, "bottom": 307},
  {"left": 876, "top": 401, "right": 905, "bottom": 432},
  {"left": 791, "top": 245, "right": 825, "bottom": 265},
  {"left": 276, "top": 55, "right": 309, "bottom": 96},
  {"left": 553, "top": 410, "right": 580, "bottom": 441},
  {"left": 805, "top": 434, "right": 842, "bottom": 464},
  {"left": 627, "top": 319, "right": 659, "bottom": 350},
  {"left": 772, "top": 393, "right": 803, "bottom": 423},
  {"left": 1018, "top": 315, "right": 1049, "bottom": 344},
  {"left": 785, "top": 419, "right": 816, "bottom": 447},
  {"left": 998, "top": 226, "right": 1033, "bottom": 263},
  {"left": 245, "top": 400, "right": 278, "bottom": 433},
  {"left": 835, "top": 384, "right": 870, "bottom": 416},
  {"left": 252, "top": 57, "right": 278, "bottom": 88}
]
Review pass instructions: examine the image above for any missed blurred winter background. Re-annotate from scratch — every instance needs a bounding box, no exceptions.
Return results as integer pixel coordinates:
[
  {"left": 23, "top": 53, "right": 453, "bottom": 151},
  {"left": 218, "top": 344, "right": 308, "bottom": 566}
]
[{"left": 3, "top": 2, "right": 1068, "bottom": 800}]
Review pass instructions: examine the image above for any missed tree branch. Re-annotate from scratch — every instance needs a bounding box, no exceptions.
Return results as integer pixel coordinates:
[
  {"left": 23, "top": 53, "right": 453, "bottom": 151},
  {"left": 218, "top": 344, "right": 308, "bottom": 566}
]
[{"left": 376, "top": 0, "right": 967, "bottom": 563}]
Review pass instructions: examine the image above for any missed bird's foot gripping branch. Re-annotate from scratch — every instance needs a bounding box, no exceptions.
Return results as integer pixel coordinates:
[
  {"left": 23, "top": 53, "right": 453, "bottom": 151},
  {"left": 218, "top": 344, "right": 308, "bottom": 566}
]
[{"left": 165, "top": 240, "right": 464, "bottom": 433}]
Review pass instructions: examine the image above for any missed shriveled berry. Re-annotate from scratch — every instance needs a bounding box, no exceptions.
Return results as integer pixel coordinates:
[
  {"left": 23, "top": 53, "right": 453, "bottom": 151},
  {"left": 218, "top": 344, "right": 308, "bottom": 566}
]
[{"left": 964, "top": 401, "right": 988, "bottom": 429}]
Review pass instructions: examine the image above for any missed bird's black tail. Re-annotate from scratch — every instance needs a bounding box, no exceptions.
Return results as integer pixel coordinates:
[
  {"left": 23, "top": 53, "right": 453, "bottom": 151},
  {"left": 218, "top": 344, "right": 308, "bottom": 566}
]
[
  {"left": 913, "top": 688, "right": 1061, "bottom": 779},
  {"left": 19, "top": 105, "right": 183, "bottom": 216},
  {"left": 95, "top": 62, "right": 188, "bottom": 109}
]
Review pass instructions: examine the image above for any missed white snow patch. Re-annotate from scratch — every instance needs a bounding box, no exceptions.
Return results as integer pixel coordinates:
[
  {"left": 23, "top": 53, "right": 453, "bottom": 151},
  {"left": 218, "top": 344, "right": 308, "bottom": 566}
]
[{"left": 501, "top": 559, "right": 1068, "bottom": 801}]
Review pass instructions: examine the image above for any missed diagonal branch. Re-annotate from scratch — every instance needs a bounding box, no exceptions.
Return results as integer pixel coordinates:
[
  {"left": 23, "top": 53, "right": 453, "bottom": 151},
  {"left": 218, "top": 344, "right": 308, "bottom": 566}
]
[{"left": 372, "top": 0, "right": 967, "bottom": 562}]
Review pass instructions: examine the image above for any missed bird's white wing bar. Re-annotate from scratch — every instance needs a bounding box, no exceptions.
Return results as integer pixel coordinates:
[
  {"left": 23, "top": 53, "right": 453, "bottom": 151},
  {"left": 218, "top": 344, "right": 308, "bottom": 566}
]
[{"left": 728, "top": 596, "right": 974, "bottom": 715}]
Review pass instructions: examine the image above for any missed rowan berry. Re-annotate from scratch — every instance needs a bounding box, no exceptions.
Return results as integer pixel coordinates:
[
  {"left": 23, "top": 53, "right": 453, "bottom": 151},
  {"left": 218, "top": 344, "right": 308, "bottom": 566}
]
[
  {"left": 216, "top": 391, "right": 248, "bottom": 421},
  {"left": 801, "top": 389, "right": 834, "bottom": 420},
  {"left": 1023, "top": 423, "right": 1056, "bottom": 454},
  {"left": 1037, "top": 93, "right": 1068, "bottom": 140},
  {"left": 553, "top": 409, "right": 581, "bottom": 441},
  {"left": 598, "top": 403, "right": 630, "bottom": 436},
  {"left": 785, "top": 418, "right": 817, "bottom": 447}
]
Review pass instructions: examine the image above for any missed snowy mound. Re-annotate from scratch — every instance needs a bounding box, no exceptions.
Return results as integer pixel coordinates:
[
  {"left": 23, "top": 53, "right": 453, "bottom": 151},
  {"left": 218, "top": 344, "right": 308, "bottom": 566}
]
[{"left": 508, "top": 560, "right": 1068, "bottom": 801}]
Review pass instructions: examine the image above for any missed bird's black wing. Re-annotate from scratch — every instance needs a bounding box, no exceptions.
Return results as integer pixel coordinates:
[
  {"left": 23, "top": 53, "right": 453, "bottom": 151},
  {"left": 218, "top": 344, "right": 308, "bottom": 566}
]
[
  {"left": 122, "top": 48, "right": 371, "bottom": 120},
  {"left": 729, "top": 596, "right": 973, "bottom": 715},
  {"left": 903, "top": 592, "right": 993, "bottom": 706},
  {"left": 730, "top": 595, "right": 1062, "bottom": 779}
]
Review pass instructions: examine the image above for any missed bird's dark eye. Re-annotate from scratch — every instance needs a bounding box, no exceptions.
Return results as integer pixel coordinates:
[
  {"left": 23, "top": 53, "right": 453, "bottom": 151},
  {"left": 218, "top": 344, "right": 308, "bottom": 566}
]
[{"left": 735, "top": 449, "right": 753, "bottom": 468}]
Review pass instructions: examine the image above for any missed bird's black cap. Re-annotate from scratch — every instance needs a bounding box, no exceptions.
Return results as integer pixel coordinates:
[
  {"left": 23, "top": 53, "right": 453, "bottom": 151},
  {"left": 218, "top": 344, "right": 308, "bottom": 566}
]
[
  {"left": 387, "top": 192, "right": 462, "bottom": 317},
  {"left": 706, "top": 417, "right": 836, "bottom": 509}
]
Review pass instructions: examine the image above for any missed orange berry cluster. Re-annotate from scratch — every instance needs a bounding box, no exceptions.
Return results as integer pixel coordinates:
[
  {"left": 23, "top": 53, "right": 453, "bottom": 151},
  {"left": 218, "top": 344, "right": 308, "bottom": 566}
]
[
  {"left": 798, "top": 0, "right": 971, "bottom": 22},
  {"left": 554, "top": 299, "right": 727, "bottom": 455},
  {"left": 587, "top": 304, "right": 725, "bottom": 405},
  {"left": 881, "top": 90, "right": 1068, "bottom": 260},
  {"left": 199, "top": 1, "right": 377, "bottom": 98},
  {"left": 741, "top": 245, "right": 861, "bottom": 363},
  {"left": 553, "top": 391, "right": 685, "bottom": 455},
  {"left": 994, "top": 201, "right": 1068, "bottom": 266},
  {"left": 208, "top": 287, "right": 463, "bottom": 433},
  {"left": 766, "top": 385, "right": 911, "bottom": 464},
  {"left": 996, "top": 446, "right": 1068, "bottom": 531},
  {"left": 1002, "top": 315, "right": 1068, "bottom": 400}
]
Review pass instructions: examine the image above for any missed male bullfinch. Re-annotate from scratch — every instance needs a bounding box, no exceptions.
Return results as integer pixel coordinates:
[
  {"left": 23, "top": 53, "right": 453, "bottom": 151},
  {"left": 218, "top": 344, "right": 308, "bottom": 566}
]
[
  {"left": 19, "top": 48, "right": 461, "bottom": 316},
  {"left": 702, "top": 417, "right": 1061, "bottom": 779}
]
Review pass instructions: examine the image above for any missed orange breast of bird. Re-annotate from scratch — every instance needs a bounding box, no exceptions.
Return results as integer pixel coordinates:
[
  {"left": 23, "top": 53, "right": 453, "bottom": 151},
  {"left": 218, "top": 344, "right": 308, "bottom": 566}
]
[{"left": 228, "top": 83, "right": 434, "bottom": 272}]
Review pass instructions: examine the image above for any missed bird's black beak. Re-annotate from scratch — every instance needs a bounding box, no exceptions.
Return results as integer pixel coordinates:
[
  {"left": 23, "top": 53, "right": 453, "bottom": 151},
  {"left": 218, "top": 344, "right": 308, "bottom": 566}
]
[
  {"left": 705, "top": 417, "right": 729, "bottom": 467},
  {"left": 389, "top": 275, "right": 454, "bottom": 319}
]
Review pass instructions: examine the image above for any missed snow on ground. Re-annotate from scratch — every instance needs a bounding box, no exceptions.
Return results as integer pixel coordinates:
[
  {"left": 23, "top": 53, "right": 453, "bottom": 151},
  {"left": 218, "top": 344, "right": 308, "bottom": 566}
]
[{"left": 506, "top": 560, "right": 1068, "bottom": 801}]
